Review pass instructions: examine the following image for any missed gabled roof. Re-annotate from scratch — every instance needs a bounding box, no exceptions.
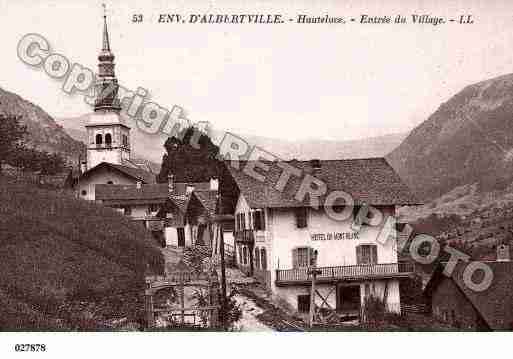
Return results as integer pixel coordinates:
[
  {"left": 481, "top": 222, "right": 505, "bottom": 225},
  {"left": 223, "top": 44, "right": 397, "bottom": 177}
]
[
  {"left": 191, "top": 190, "right": 218, "bottom": 217},
  {"left": 224, "top": 158, "right": 419, "bottom": 208},
  {"left": 80, "top": 162, "right": 156, "bottom": 184},
  {"left": 95, "top": 181, "right": 212, "bottom": 207},
  {"left": 425, "top": 260, "right": 513, "bottom": 330},
  {"left": 96, "top": 183, "right": 169, "bottom": 204}
]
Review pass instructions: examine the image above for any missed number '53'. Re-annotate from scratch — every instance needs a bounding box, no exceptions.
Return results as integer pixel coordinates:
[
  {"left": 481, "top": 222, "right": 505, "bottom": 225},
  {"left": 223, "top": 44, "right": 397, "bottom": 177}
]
[{"left": 132, "top": 14, "right": 143, "bottom": 23}]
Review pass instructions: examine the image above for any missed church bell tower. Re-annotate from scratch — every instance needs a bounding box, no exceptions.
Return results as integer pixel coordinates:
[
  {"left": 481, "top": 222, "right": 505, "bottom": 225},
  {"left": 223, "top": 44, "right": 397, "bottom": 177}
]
[{"left": 86, "top": 5, "right": 131, "bottom": 170}]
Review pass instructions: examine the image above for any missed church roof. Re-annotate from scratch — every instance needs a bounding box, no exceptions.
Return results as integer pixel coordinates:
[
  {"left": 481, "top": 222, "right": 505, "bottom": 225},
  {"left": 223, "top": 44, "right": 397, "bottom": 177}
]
[
  {"left": 86, "top": 112, "right": 130, "bottom": 128},
  {"left": 80, "top": 162, "right": 156, "bottom": 184}
]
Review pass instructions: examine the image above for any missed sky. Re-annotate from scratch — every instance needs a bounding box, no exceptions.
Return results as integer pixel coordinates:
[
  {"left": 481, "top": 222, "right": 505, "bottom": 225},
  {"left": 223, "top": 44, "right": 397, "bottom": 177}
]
[{"left": 2, "top": 0, "right": 513, "bottom": 141}]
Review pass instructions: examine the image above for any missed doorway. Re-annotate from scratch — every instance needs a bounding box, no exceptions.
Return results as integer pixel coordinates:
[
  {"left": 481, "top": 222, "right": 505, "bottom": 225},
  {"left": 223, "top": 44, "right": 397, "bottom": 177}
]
[{"left": 337, "top": 285, "right": 361, "bottom": 314}]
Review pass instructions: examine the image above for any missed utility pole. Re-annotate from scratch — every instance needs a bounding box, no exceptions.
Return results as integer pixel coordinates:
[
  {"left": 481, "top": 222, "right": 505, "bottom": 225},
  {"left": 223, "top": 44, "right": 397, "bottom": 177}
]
[
  {"left": 308, "top": 249, "right": 321, "bottom": 329},
  {"left": 218, "top": 220, "right": 227, "bottom": 329},
  {"left": 213, "top": 213, "right": 233, "bottom": 330}
]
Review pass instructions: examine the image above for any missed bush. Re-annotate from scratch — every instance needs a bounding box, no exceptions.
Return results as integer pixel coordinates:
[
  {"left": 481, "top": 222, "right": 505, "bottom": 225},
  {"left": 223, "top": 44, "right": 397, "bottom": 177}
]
[{"left": 361, "top": 296, "right": 402, "bottom": 329}]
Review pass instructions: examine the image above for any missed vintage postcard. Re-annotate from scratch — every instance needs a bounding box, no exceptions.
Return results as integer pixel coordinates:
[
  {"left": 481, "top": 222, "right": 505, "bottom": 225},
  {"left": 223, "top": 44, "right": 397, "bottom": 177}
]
[{"left": 1, "top": 0, "right": 512, "bottom": 357}]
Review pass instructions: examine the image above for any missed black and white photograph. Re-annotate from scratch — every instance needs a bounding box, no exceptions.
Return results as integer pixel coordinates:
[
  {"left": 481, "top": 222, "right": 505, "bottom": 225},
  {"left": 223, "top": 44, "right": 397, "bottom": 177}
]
[{"left": 1, "top": 0, "right": 512, "bottom": 357}]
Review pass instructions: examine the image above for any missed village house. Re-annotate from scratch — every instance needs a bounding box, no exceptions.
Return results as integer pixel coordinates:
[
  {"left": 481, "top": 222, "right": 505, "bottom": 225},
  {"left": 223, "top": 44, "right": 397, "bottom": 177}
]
[
  {"left": 424, "top": 243, "right": 513, "bottom": 330},
  {"left": 222, "top": 158, "right": 419, "bottom": 318}
]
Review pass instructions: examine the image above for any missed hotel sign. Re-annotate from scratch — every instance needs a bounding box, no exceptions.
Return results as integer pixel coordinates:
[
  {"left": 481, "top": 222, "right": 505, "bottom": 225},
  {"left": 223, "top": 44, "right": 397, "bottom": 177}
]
[{"left": 311, "top": 232, "right": 359, "bottom": 241}]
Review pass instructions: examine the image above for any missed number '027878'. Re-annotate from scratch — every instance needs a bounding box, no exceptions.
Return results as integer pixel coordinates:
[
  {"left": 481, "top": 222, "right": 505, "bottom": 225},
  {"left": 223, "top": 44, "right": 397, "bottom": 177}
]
[{"left": 14, "top": 344, "right": 46, "bottom": 352}]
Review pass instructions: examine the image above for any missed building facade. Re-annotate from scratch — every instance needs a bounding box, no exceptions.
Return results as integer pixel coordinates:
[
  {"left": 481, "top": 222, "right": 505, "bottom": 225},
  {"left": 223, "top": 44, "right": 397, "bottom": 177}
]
[{"left": 225, "top": 158, "right": 418, "bottom": 319}]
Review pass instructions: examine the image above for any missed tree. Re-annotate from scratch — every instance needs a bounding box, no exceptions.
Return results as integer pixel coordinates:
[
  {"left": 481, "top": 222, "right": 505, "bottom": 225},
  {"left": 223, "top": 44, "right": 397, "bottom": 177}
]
[
  {"left": 0, "top": 115, "right": 27, "bottom": 173},
  {"left": 157, "top": 126, "right": 221, "bottom": 183},
  {"left": 0, "top": 115, "right": 65, "bottom": 175}
]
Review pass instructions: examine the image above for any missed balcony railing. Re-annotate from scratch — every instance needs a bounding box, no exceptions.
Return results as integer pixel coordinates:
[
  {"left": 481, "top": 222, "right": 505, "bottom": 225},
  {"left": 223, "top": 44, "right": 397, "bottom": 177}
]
[{"left": 275, "top": 262, "right": 414, "bottom": 285}]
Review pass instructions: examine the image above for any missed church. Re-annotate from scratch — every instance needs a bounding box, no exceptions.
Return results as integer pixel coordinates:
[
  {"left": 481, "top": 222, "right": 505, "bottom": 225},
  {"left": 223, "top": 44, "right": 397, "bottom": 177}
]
[
  {"left": 76, "top": 11, "right": 157, "bottom": 202},
  {"left": 76, "top": 11, "right": 223, "bottom": 249}
]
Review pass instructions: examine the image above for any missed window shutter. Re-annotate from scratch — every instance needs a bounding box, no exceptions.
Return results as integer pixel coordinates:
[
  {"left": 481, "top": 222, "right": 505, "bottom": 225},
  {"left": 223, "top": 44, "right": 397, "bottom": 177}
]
[
  {"left": 254, "top": 211, "right": 259, "bottom": 230},
  {"left": 254, "top": 247, "right": 260, "bottom": 269},
  {"left": 356, "top": 245, "right": 362, "bottom": 265},
  {"left": 371, "top": 245, "right": 377, "bottom": 264},
  {"left": 261, "top": 248, "right": 267, "bottom": 270},
  {"left": 296, "top": 208, "right": 308, "bottom": 228},
  {"left": 353, "top": 206, "right": 360, "bottom": 225},
  {"left": 309, "top": 248, "right": 315, "bottom": 266},
  {"left": 292, "top": 248, "right": 298, "bottom": 269}
]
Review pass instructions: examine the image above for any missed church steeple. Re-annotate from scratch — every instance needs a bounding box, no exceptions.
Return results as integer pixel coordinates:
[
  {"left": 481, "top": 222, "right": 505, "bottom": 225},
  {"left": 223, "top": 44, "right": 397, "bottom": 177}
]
[
  {"left": 102, "top": 6, "right": 111, "bottom": 52},
  {"left": 95, "top": 4, "right": 121, "bottom": 112}
]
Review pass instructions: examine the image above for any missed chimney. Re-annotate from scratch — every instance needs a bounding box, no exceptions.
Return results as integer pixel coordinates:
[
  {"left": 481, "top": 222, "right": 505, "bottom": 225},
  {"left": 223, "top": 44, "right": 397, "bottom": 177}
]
[
  {"left": 497, "top": 243, "right": 510, "bottom": 262},
  {"left": 167, "top": 173, "right": 174, "bottom": 193},
  {"left": 210, "top": 177, "right": 219, "bottom": 191},
  {"left": 80, "top": 161, "right": 87, "bottom": 174},
  {"left": 136, "top": 180, "right": 142, "bottom": 189}
]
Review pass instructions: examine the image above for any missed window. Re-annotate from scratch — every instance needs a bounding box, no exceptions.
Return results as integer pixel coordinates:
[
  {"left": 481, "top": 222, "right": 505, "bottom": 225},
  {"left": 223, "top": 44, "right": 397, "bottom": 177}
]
[
  {"left": 238, "top": 245, "right": 243, "bottom": 264},
  {"left": 356, "top": 244, "right": 377, "bottom": 265},
  {"left": 196, "top": 225, "right": 206, "bottom": 245},
  {"left": 105, "top": 133, "right": 112, "bottom": 147},
  {"left": 242, "top": 246, "right": 248, "bottom": 265},
  {"left": 123, "top": 206, "right": 132, "bottom": 216},
  {"left": 177, "top": 227, "right": 186, "bottom": 247},
  {"left": 236, "top": 213, "right": 247, "bottom": 231},
  {"left": 297, "top": 295, "right": 311, "bottom": 313},
  {"left": 81, "top": 190, "right": 87, "bottom": 196},
  {"left": 253, "top": 209, "right": 266, "bottom": 230},
  {"left": 95, "top": 134, "right": 103, "bottom": 145},
  {"left": 293, "top": 247, "right": 311, "bottom": 268},
  {"left": 122, "top": 134, "right": 128, "bottom": 147},
  {"left": 254, "top": 247, "right": 260, "bottom": 269},
  {"left": 107, "top": 181, "right": 113, "bottom": 184},
  {"left": 295, "top": 207, "right": 308, "bottom": 228},
  {"left": 260, "top": 248, "right": 267, "bottom": 270}
]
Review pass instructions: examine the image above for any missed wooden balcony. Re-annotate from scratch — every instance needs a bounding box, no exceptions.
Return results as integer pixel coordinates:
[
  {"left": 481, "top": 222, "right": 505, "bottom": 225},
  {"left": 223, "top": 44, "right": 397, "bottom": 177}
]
[
  {"left": 234, "top": 229, "right": 255, "bottom": 244},
  {"left": 275, "top": 262, "right": 414, "bottom": 286}
]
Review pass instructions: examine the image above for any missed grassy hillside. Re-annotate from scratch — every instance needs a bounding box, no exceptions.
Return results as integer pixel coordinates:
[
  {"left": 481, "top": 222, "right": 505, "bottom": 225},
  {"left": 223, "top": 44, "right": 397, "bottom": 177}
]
[{"left": 0, "top": 176, "right": 164, "bottom": 330}]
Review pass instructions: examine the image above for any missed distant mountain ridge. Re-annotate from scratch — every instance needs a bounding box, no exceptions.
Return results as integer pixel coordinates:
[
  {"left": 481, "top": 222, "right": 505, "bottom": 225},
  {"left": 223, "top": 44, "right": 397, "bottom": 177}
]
[
  {"left": 57, "top": 114, "right": 407, "bottom": 164},
  {"left": 0, "top": 87, "right": 85, "bottom": 164},
  {"left": 387, "top": 73, "right": 513, "bottom": 202}
]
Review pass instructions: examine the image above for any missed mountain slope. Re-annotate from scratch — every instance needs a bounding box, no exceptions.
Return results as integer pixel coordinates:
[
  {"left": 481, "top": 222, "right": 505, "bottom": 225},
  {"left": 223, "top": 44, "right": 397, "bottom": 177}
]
[
  {"left": 387, "top": 73, "right": 513, "bottom": 201},
  {"left": 0, "top": 176, "right": 163, "bottom": 330},
  {"left": 0, "top": 87, "right": 85, "bottom": 164}
]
